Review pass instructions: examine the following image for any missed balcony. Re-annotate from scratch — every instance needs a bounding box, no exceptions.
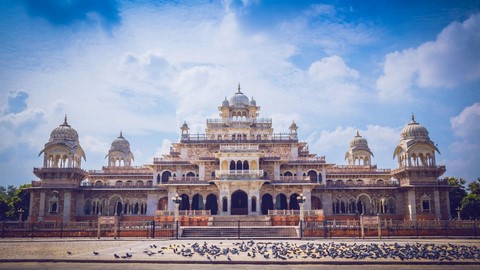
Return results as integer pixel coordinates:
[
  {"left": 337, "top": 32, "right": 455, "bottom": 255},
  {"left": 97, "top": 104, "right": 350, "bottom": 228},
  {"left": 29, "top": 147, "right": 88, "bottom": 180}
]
[
  {"left": 215, "top": 169, "right": 264, "bottom": 179},
  {"left": 219, "top": 144, "right": 259, "bottom": 152},
  {"left": 269, "top": 176, "right": 315, "bottom": 183}
]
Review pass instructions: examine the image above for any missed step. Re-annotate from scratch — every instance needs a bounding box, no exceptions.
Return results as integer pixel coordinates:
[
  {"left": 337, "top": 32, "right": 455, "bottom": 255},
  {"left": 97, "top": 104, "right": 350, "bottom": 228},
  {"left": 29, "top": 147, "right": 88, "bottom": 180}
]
[{"left": 180, "top": 226, "right": 298, "bottom": 239}]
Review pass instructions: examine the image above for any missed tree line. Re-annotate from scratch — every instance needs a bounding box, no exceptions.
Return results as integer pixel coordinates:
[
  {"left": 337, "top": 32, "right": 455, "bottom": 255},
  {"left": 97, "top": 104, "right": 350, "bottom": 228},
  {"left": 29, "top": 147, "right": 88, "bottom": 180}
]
[
  {"left": 448, "top": 177, "right": 480, "bottom": 220},
  {"left": 0, "top": 184, "right": 30, "bottom": 221}
]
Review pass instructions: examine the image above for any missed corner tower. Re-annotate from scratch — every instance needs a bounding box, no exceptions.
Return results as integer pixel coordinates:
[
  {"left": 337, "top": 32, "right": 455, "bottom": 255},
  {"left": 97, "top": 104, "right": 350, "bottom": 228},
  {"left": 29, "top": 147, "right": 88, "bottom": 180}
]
[
  {"left": 392, "top": 115, "right": 448, "bottom": 220},
  {"left": 31, "top": 116, "right": 87, "bottom": 222}
]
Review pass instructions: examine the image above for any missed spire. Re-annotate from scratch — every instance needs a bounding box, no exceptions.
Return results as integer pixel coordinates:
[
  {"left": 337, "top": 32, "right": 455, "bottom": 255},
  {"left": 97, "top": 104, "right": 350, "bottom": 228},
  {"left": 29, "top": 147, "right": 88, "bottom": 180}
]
[
  {"left": 61, "top": 114, "right": 70, "bottom": 127},
  {"left": 237, "top": 83, "right": 241, "bottom": 93},
  {"left": 410, "top": 113, "right": 417, "bottom": 124},
  {"left": 356, "top": 130, "right": 360, "bottom": 137},
  {"left": 119, "top": 130, "right": 124, "bottom": 138}
]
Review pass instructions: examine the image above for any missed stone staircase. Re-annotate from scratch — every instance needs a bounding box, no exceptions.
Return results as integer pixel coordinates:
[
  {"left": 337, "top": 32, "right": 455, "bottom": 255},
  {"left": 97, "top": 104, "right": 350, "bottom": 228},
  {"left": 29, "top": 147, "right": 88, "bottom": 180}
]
[{"left": 179, "top": 215, "right": 299, "bottom": 239}]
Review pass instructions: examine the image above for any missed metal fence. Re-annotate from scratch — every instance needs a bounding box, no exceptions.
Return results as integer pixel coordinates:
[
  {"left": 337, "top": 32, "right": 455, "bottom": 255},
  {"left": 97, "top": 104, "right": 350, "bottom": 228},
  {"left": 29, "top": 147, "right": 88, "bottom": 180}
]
[{"left": 1, "top": 219, "right": 479, "bottom": 239}]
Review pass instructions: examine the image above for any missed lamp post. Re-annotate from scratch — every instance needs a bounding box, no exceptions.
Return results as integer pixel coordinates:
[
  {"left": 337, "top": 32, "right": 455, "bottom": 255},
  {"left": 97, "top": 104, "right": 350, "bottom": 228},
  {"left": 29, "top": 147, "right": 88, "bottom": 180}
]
[
  {"left": 456, "top": 207, "right": 461, "bottom": 221},
  {"left": 172, "top": 194, "right": 182, "bottom": 223},
  {"left": 18, "top": 208, "right": 25, "bottom": 223},
  {"left": 297, "top": 193, "right": 307, "bottom": 223}
]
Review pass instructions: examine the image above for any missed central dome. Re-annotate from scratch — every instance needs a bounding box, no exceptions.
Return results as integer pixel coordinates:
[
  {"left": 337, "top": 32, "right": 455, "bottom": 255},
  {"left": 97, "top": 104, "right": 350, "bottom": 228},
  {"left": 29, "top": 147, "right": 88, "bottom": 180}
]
[
  {"left": 49, "top": 116, "right": 79, "bottom": 142},
  {"left": 229, "top": 84, "right": 250, "bottom": 106},
  {"left": 110, "top": 132, "right": 131, "bottom": 154},
  {"left": 400, "top": 115, "right": 429, "bottom": 140}
]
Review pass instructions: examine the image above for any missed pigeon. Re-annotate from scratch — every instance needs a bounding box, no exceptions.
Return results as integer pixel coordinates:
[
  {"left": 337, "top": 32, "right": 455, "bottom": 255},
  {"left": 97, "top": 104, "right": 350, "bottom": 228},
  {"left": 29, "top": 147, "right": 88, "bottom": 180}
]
[
  {"left": 67, "top": 251, "right": 72, "bottom": 255},
  {"left": 114, "top": 254, "right": 120, "bottom": 259},
  {"left": 93, "top": 251, "right": 99, "bottom": 256}
]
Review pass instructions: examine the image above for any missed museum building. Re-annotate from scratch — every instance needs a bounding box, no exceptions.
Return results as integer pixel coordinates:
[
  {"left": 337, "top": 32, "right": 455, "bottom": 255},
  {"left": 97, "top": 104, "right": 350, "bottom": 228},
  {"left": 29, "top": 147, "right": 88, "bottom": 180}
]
[{"left": 28, "top": 86, "right": 450, "bottom": 222}]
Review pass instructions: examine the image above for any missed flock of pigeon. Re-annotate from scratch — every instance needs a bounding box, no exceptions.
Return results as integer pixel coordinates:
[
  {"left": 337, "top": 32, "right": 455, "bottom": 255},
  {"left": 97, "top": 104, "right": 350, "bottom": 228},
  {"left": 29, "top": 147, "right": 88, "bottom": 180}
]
[{"left": 86, "top": 240, "right": 480, "bottom": 262}]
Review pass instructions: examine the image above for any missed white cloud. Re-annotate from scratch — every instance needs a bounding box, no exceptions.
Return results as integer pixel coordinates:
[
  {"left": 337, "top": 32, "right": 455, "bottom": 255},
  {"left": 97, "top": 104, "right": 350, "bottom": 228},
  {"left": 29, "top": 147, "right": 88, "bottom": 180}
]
[
  {"left": 450, "top": 103, "right": 480, "bottom": 139},
  {"left": 153, "top": 139, "right": 173, "bottom": 159},
  {"left": 308, "top": 55, "right": 359, "bottom": 82},
  {"left": 81, "top": 135, "right": 109, "bottom": 154},
  {"left": 446, "top": 103, "right": 480, "bottom": 181},
  {"left": 377, "top": 13, "right": 480, "bottom": 100}
]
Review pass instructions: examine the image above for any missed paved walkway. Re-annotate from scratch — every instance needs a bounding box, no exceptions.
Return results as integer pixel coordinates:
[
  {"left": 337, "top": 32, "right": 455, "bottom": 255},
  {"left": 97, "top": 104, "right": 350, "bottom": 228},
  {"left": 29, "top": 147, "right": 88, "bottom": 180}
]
[{"left": 0, "top": 238, "right": 479, "bottom": 266}]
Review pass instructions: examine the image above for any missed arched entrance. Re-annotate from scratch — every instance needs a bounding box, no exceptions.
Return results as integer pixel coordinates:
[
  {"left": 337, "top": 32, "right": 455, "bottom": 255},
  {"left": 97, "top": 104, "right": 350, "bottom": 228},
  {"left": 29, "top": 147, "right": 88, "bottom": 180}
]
[
  {"left": 231, "top": 190, "right": 248, "bottom": 215},
  {"left": 261, "top": 194, "right": 274, "bottom": 215},
  {"left": 289, "top": 193, "right": 300, "bottom": 210},
  {"left": 205, "top": 194, "right": 218, "bottom": 215}
]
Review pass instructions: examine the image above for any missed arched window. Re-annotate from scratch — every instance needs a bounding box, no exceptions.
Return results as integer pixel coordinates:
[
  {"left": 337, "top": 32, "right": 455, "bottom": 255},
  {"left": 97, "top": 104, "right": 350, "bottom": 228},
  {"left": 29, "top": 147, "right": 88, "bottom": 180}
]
[
  {"left": 230, "top": 161, "right": 236, "bottom": 170},
  {"left": 161, "top": 171, "right": 171, "bottom": 183},
  {"left": 243, "top": 160, "right": 249, "bottom": 170},
  {"left": 251, "top": 196, "right": 257, "bottom": 212},
  {"left": 222, "top": 197, "right": 228, "bottom": 212},
  {"left": 236, "top": 160, "right": 243, "bottom": 170},
  {"left": 84, "top": 199, "right": 92, "bottom": 215}
]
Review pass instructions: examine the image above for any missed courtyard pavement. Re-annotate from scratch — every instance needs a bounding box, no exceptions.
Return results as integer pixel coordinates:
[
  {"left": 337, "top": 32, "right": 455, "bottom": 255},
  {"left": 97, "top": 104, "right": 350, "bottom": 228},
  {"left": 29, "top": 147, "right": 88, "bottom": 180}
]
[{"left": 0, "top": 237, "right": 479, "bottom": 268}]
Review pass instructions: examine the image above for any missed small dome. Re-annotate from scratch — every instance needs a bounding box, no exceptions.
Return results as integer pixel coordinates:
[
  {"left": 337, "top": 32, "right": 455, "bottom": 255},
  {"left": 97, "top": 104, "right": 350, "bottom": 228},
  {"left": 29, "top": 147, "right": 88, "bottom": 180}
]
[
  {"left": 222, "top": 97, "right": 229, "bottom": 106},
  {"left": 110, "top": 131, "right": 131, "bottom": 154},
  {"left": 400, "top": 115, "right": 429, "bottom": 141},
  {"left": 229, "top": 84, "right": 249, "bottom": 106},
  {"left": 49, "top": 115, "right": 79, "bottom": 143},
  {"left": 349, "top": 131, "right": 369, "bottom": 149},
  {"left": 289, "top": 121, "right": 298, "bottom": 131},
  {"left": 250, "top": 97, "right": 256, "bottom": 106}
]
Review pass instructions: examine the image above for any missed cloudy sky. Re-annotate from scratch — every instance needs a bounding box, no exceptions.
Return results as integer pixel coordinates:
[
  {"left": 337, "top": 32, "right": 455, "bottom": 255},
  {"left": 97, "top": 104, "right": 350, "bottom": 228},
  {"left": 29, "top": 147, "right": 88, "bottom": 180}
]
[{"left": 1, "top": 0, "right": 479, "bottom": 187}]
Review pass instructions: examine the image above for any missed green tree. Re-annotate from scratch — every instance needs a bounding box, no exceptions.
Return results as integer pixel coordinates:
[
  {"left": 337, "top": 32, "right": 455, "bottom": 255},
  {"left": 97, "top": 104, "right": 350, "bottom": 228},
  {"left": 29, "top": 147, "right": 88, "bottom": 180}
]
[
  {"left": 460, "top": 193, "right": 480, "bottom": 220},
  {"left": 0, "top": 184, "right": 30, "bottom": 221},
  {"left": 7, "top": 184, "right": 30, "bottom": 221},
  {"left": 447, "top": 177, "right": 468, "bottom": 219},
  {"left": 468, "top": 178, "right": 480, "bottom": 196}
]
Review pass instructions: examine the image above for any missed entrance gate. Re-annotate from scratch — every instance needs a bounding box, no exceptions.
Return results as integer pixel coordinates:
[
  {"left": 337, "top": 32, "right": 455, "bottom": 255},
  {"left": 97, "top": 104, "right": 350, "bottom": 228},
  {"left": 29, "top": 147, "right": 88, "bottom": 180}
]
[{"left": 231, "top": 190, "right": 248, "bottom": 215}]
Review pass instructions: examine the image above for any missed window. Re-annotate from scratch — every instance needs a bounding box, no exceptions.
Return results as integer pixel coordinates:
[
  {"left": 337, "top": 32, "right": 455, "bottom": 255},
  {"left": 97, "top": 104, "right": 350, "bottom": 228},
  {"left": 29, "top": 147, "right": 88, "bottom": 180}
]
[{"left": 421, "top": 193, "right": 431, "bottom": 212}]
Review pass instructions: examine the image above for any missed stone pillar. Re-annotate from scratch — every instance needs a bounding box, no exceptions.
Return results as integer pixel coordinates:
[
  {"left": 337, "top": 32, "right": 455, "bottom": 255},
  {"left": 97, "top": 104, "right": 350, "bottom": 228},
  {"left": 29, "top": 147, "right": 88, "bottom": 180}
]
[
  {"left": 146, "top": 193, "right": 158, "bottom": 216},
  {"left": 322, "top": 193, "right": 333, "bottom": 215},
  {"left": 39, "top": 192, "right": 46, "bottom": 221},
  {"left": 273, "top": 163, "right": 280, "bottom": 179},
  {"left": 167, "top": 187, "right": 177, "bottom": 211},
  {"left": 445, "top": 189, "right": 451, "bottom": 219},
  {"left": 28, "top": 192, "right": 35, "bottom": 222},
  {"left": 76, "top": 194, "right": 85, "bottom": 216},
  {"left": 199, "top": 163, "right": 205, "bottom": 181},
  {"left": 63, "top": 192, "right": 71, "bottom": 222},
  {"left": 407, "top": 190, "right": 416, "bottom": 220},
  {"left": 433, "top": 188, "right": 441, "bottom": 219},
  {"left": 302, "top": 187, "right": 312, "bottom": 210}
]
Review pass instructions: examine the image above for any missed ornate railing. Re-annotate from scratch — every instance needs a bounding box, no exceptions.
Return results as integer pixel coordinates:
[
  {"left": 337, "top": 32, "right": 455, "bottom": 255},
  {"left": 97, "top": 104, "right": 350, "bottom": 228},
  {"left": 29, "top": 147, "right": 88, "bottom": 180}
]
[{"left": 215, "top": 169, "right": 264, "bottom": 179}]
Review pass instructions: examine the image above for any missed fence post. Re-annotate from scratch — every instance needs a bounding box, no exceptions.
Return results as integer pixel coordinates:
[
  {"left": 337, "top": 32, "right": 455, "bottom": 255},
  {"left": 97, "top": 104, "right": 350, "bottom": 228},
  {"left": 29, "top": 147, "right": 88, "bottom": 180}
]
[
  {"left": 151, "top": 220, "right": 155, "bottom": 239},
  {"left": 300, "top": 220, "right": 303, "bottom": 239},
  {"left": 175, "top": 220, "right": 179, "bottom": 240},
  {"left": 444, "top": 220, "right": 448, "bottom": 238},
  {"left": 237, "top": 220, "right": 240, "bottom": 239},
  {"left": 31, "top": 222, "right": 34, "bottom": 239},
  {"left": 415, "top": 220, "right": 419, "bottom": 238},
  {"left": 60, "top": 222, "right": 63, "bottom": 239},
  {"left": 1, "top": 221, "right": 5, "bottom": 239},
  {"left": 323, "top": 220, "right": 327, "bottom": 239},
  {"left": 473, "top": 220, "right": 477, "bottom": 238}
]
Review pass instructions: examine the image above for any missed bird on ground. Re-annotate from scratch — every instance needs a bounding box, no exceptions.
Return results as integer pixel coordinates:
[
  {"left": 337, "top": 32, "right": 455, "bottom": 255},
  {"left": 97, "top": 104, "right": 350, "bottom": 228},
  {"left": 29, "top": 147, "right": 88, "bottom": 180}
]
[
  {"left": 114, "top": 254, "right": 120, "bottom": 259},
  {"left": 93, "top": 251, "right": 99, "bottom": 255},
  {"left": 67, "top": 251, "right": 72, "bottom": 255}
]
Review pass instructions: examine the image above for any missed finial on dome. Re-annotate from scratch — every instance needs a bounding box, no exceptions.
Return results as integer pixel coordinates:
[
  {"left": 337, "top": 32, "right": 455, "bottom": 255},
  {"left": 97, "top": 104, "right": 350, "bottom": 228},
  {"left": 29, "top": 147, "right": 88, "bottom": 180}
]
[
  {"left": 237, "top": 83, "right": 241, "bottom": 93},
  {"left": 356, "top": 130, "right": 360, "bottom": 137},
  {"left": 410, "top": 113, "right": 417, "bottom": 124},
  {"left": 119, "top": 130, "right": 123, "bottom": 138},
  {"left": 61, "top": 114, "right": 70, "bottom": 127}
]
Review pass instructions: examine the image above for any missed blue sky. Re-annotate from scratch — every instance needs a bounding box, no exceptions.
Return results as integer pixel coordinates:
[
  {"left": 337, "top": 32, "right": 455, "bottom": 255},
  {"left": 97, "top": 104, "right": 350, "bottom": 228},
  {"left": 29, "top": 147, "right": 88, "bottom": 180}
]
[{"left": 1, "top": 0, "right": 479, "bottom": 186}]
